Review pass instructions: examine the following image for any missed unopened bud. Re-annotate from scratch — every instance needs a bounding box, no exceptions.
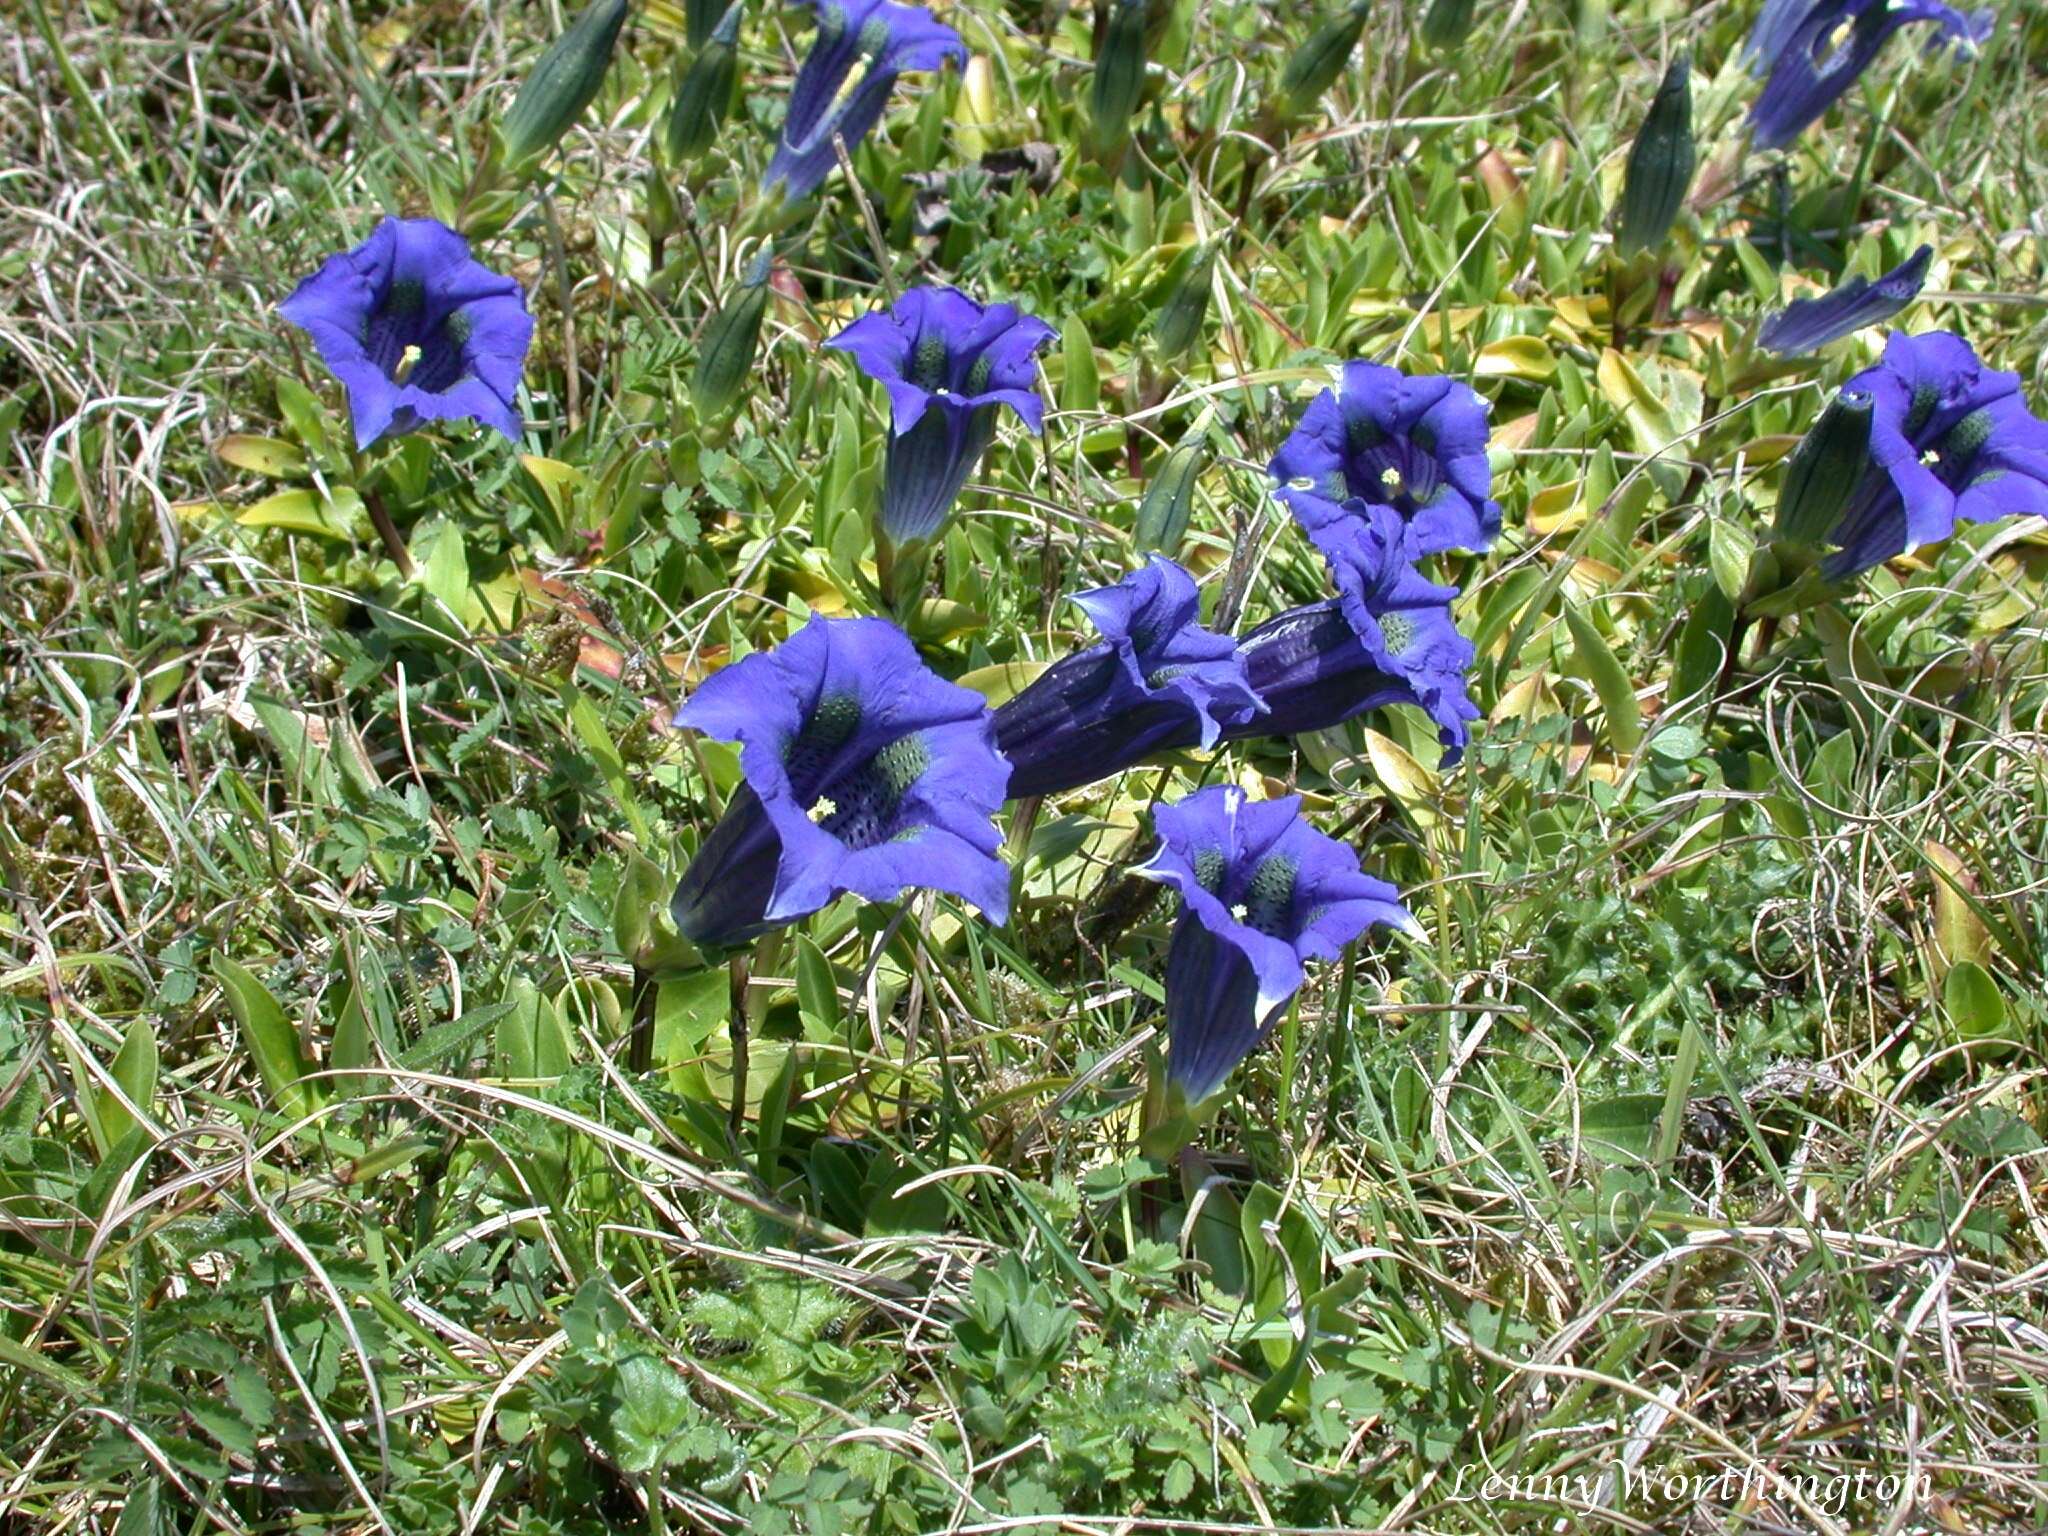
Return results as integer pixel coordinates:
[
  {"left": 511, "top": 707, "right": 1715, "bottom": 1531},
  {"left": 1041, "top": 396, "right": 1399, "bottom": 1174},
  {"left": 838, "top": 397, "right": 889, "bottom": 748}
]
[
  {"left": 1151, "top": 240, "right": 1221, "bottom": 363},
  {"left": 1421, "top": 0, "right": 1475, "bottom": 48},
  {"left": 693, "top": 251, "right": 774, "bottom": 420},
  {"left": 1614, "top": 55, "right": 1695, "bottom": 257},
  {"left": 1133, "top": 435, "right": 1207, "bottom": 554},
  {"left": 499, "top": 0, "right": 631, "bottom": 167},
  {"left": 1091, "top": 0, "right": 1150, "bottom": 150},
  {"left": 665, "top": 3, "right": 741, "bottom": 163},
  {"left": 1774, "top": 388, "right": 1874, "bottom": 549},
  {"left": 1279, "top": 0, "right": 1372, "bottom": 116}
]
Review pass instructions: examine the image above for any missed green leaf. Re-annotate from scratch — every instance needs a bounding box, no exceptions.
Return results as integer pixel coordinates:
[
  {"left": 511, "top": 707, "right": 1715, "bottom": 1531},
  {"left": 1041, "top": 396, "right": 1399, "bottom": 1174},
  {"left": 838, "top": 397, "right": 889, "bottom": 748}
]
[
  {"left": 215, "top": 434, "right": 307, "bottom": 478},
  {"left": 396, "top": 1003, "right": 516, "bottom": 1072},
  {"left": 1943, "top": 961, "right": 2008, "bottom": 1043},
  {"left": 1707, "top": 514, "right": 1754, "bottom": 605},
  {"left": 1563, "top": 602, "right": 1642, "bottom": 756},
  {"left": 97, "top": 1015, "right": 157, "bottom": 1153},
  {"left": 654, "top": 969, "right": 728, "bottom": 1066},
  {"left": 567, "top": 694, "right": 654, "bottom": 845},
  {"left": 236, "top": 486, "right": 364, "bottom": 541},
  {"left": 213, "top": 956, "right": 318, "bottom": 1119},
  {"left": 1059, "top": 316, "right": 1098, "bottom": 415}
]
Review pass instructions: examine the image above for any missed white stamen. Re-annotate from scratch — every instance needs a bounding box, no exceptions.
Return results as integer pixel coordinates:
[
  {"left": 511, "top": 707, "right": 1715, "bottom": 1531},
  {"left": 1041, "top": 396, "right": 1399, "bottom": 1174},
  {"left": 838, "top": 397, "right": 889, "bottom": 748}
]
[
  {"left": 1921, "top": 448, "right": 1941, "bottom": 466},
  {"left": 1230, "top": 903, "right": 1249, "bottom": 923},
  {"left": 393, "top": 344, "right": 423, "bottom": 385},
  {"left": 1380, "top": 465, "right": 1404, "bottom": 494},
  {"left": 808, "top": 796, "right": 838, "bottom": 823}
]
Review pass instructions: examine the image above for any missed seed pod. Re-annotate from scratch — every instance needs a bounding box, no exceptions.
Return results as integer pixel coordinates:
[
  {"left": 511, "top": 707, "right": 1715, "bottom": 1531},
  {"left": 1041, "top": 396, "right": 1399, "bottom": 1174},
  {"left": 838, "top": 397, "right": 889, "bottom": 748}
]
[
  {"left": 1151, "top": 240, "right": 1221, "bottom": 362},
  {"left": 1134, "top": 435, "right": 1207, "bottom": 554},
  {"left": 499, "top": 0, "right": 631, "bottom": 167},
  {"left": 1774, "top": 387, "right": 1874, "bottom": 549},
  {"left": 1420, "top": 0, "right": 1476, "bottom": 48},
  {"left": 693, "top": 252, "right": 774, "bottom": 420},
  {"left": 1614, "top": 55, "right": 1695, "bottom": 257},
  {"left": 1279, "top": 0, "right": 1372, "bottom": 116},
  {"left": 665, "top": 3, "right": 742, "bottom": 163},
  {"left": 1091, "top": 0, "right": 1150, "bottom": 150}
]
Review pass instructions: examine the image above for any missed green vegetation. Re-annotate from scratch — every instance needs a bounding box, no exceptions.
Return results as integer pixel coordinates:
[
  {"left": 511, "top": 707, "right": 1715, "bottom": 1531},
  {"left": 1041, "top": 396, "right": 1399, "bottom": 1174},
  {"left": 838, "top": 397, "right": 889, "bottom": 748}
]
[{"left": 1, "top": 0, "right": 2044, "bottom": 1531}]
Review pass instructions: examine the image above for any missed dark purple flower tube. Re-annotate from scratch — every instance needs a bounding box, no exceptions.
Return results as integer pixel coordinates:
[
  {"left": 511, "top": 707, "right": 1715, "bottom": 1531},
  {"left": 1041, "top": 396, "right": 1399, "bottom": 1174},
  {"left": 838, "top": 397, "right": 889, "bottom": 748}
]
[
  {"left": 1744, "top": 0, "right": 1991, "bottom": 153},
  {"left": 763, "top": 0, "right": 965, "bottom": 203},
  {"left": 279, "top": 217, "right": 534, "bottom": 449},
  {"left": 827, "top": 285, "right": 1056, "bottom": 551},
  {"left": 1136, "top": 786, "right": 1414, "bottom": 1107},
  {"left": 992, "top": 557, "right": 1262, "bottom": 798},
  {"left": 1818, "top": 330, "right": 2048, "bottom": 579},
  {"left": 669, "top": 615, "right": 1011, "bottom": 949},
  {"left": 1227, "top": 502, "right": 1481, "bottom": 764},
  {"left": 1270, "top": 360, "right": 1501, "bottom": 558},
  {"left": 1758, "top": 245, "right": 1932, "bottom": 356}
]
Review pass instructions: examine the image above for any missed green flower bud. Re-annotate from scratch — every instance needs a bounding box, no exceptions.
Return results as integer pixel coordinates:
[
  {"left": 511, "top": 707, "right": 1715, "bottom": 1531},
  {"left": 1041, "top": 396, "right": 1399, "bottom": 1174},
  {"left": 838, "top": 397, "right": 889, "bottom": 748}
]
[
  {"left": 1091, "top": 0, "right": 1151, "bottom": 150},
  {"left": 665, "top": 3, "right": 741, "bottom": 163},
  {"left": 1614, "top": 55, "right": 1695, "bottom": 258},
  {"left": 692, "top": 251, "right": 774, "bottom": 420},
  {"left": 1151, "top": 240, "right": 1221, "bottom": 363},
  {"left": 1420, "top": 0, "right": 1475, "bottom": 47},
  {"left": 1134, "top": 435, "right": 1207, "bottom": 554},
  {"left": 685, "top": 0, "right": 725, "bottom": 47},
  {"left": 499, "top": 0, "right": 631, "bottom": 167},
  {"left": 1773, "top": 387, "right": 1874, "bottom": 549},
  {"left": 1279, "top": 0, "right": 1372, "bottom": 116}
]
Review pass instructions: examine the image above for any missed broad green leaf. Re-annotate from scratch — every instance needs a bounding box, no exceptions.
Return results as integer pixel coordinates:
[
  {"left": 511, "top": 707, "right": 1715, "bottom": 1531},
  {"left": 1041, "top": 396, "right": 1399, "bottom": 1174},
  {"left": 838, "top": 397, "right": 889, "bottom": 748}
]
[
  {"left": 97, "top": 1015, "right": 158, "bottom": 1153},
  {"left": 1562, "top": 603, "right": 1642, "bottom": 756},
  {"left": 1943, "top": 961, "right": 2008, "bottom": 1043},
  {"left": 215, "top": 434, "right": 306, "bottom": 478},
  {"left": 236, "top": 486, "right": 364, "bottom": 541},
  {"left": 213, "top": 955, "right": 318, "bottom": 1119}
]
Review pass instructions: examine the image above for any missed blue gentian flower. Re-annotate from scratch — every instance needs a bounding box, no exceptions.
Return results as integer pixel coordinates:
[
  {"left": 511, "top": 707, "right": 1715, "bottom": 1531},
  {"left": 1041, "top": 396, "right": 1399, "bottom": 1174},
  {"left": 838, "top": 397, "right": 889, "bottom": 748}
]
[
  {"left": 1745, "top": 0, "right": 1992, "bottom": 153},
  {"left": 1758, "top": 244, "right": 1933, "bottom": 355},
  {"left": 279, "top": 217, "right": 533, "bottom": 450},
  {"left": 826, "top": 285, "right": 1056, "bottom": 556},
  {"left": 1135, "top": 786, "right": 1415, "bottom": 1107},
  {"left": 764, "top": 0, "right": 966, "bottom": 203},
  {"left": 669, "top": 615, "right": 1011, "bottom": 949},
  {"left": 1231, "top": 500, "right": 1480, "bottom": 762},
  {"left": 1817, "top": 330, "right": 2048, "bottom": 579},
  {"left": 991, "top": 558, "right": 1263, "bottom": 799},
  {"left": 1270, "top": 360, "right": 1501, "bottom": 557}
]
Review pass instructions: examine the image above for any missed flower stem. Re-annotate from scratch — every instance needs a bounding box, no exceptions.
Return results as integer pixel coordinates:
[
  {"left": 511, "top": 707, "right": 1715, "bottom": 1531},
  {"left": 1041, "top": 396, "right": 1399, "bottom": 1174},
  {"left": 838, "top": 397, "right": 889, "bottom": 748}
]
[
  {"left": 727, "top": 954, "right": 750, "bottom": 1147},
  {"left": 361, "top": 487, "right": 414, "bottom": 578}
]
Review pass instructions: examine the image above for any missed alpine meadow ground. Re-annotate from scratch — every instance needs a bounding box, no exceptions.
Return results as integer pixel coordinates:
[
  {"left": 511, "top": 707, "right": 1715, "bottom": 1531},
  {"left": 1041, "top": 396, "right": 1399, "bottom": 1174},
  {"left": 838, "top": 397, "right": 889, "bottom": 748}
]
[{"left": 1, "top": 1, "right": 2046, "bottom": 1533}]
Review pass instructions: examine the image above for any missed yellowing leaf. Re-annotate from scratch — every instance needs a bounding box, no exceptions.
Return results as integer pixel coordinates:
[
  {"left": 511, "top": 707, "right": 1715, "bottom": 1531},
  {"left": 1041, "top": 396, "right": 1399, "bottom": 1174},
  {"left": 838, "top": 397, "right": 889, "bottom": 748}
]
[
  {"left": 1363, "top": 728, "right": 1440, "bottom": 818},
  {"left": 1474, "top": 336, "right": 1555, "bottom": 382},
  {"left": 216, "top": 434, "right": 306, "bottom": 478},
  {"left": 957, "top": 659, "right": 1051, "bottom": 707},
  {"left": 236, "top": 486, "right": 364, "bottom": 540}
]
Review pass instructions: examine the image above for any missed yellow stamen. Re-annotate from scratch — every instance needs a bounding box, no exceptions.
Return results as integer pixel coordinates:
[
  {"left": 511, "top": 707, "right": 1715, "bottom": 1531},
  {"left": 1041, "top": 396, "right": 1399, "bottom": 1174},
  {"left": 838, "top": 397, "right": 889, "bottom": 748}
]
[
  {"left": 1380, "top": 465, "right": 1405, "bottom": 495},
  {"left": 808, "top": 796, "right": 838, "bottom": 824},
  {"left": 393, "top": 344, "right": 423, "bottom": 385}
]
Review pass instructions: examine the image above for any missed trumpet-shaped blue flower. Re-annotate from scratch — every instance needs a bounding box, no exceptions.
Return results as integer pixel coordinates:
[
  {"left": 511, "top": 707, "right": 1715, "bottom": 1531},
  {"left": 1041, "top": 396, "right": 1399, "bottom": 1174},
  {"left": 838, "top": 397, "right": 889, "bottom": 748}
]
[
  {"left": 1270, "top": 360, "right": 1500, "bottom": 557},
  {"left": 669, "top": 615, "right": 1011, "bottom": 949},
  {"left": 1758, "top": 244, "right": 1932, "bottom": 355},
  {"left": 1232, "top": 500, "right": 1480, "bottom": 762},
  {"left": 1136, "top": 786, "right": 1414, "bottom": 1107},
  {"left": 1818, "top": 330, "right": 2048, "bottom": 579},
  {"left": 764, "top": 0, "right": 966, "bottom": 203},
  {"left": 992, "top": 558, "right": 1263, "bottom": 799},
  {"left": 827, "top": 285, "right": 1056, "bottom": 557},
  {"left": 1744, "top": 0, "right": 1991, "bottom": 153},
  {"left": 279, "top": 217, "right": 533, "bottom": 449}
]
